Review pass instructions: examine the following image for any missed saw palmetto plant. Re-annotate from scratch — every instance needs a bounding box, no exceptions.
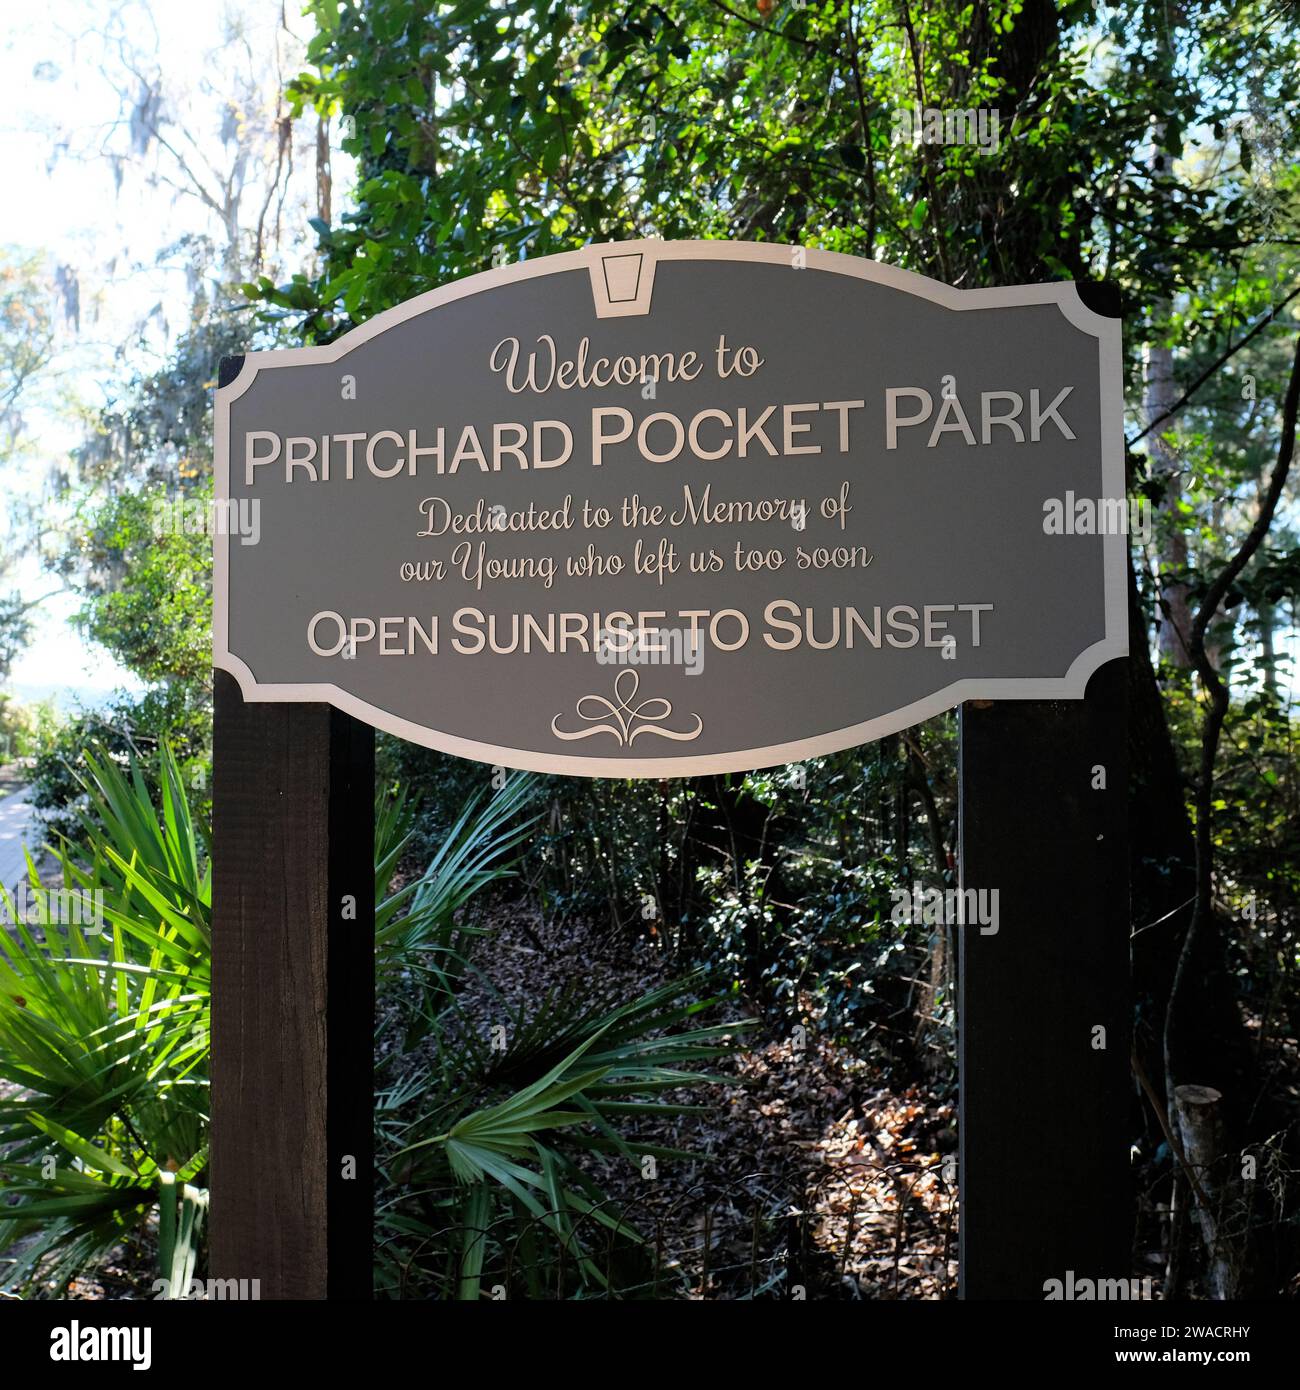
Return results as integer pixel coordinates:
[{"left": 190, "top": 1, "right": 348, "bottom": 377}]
[
  {"left": 1, "top": 747, "right": 736, "bottom": 1299},
  {"left": 375, "top": 972, "right": 742, "bottom": 1300},
  {"left": 373, "top": 772, "right": 744, "bottom": 1299},
  {"left": 0, "top": 744, "right": 209, "bottom": 1294},
  {"left": 375, "top": 770, "right": 538, "bottom": 982}
]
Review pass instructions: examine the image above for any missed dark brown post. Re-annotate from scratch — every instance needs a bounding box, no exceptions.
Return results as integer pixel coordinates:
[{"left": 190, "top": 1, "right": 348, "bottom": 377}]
[
  {"left": 210, "top": 359, "right": 375, "bottom": 1300},
  {"left": 958, "top": 658, "right": 1130, "bottom": 1297},
  {"left": 956, "top": 282, "right": 1130, "bottom": 1299}
]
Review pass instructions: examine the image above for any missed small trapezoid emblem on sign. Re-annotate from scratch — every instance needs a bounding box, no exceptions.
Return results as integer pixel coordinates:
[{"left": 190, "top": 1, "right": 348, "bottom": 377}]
[{"left": 589, "top": 248, "right": 656, "bottom": 317}]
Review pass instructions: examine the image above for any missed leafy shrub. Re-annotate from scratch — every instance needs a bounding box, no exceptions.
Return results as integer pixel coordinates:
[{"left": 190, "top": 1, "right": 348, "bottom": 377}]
[
  {"left": 371, "top": 770, "right": 743, "bottom": 1298},
  {"left": 0, "top": 695, "right": 54, "bottom": 764},
  {"left": 0, "top": 743, "right": 209, "bottom": 1294},
  {"left": 3, "top": 746, "right": 732, "bottom": 1300},
  {"left": 375, "top": 972, "right": 740, "bottom": 1300},
  {"left": 375, "top": 773, "right": 539, "bottom": 980},
  {"left": 27, "top": 689, "right": 209, "bottom": 840},
  {"left": 379, "top": 730, "right": 958, "bottom": 1053}
]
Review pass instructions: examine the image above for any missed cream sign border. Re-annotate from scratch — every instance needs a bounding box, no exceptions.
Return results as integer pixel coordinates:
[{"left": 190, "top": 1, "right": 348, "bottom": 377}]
[{"left": 213, "top": 240, "right": 1128, "bottom": 778}]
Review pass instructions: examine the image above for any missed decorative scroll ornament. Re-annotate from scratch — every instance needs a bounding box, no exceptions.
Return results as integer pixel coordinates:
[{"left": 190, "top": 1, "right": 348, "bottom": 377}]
[{"left": 551, "top": 669, "right": 703, "bottom": 746}]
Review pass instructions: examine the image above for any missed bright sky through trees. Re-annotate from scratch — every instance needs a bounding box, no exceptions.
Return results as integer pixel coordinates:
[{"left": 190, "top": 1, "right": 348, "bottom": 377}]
[{"left": 0, "top": 0, "right": 343, "bottom": 705}]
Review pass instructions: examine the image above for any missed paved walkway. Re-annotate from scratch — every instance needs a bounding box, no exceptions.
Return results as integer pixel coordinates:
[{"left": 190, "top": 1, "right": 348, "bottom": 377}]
[{"left": 0, "top": 785, "right": 40, "bottom": 894}]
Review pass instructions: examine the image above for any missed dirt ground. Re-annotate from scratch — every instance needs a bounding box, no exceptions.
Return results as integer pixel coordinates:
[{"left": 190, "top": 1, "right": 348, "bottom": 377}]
[{"left": 447, "top": 901, "right": 959, "bottom": 1299}]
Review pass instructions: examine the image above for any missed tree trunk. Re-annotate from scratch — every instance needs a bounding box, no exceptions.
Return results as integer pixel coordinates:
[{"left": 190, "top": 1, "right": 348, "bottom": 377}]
[
  {"left": 1146, "top": 331, "right": 1194, "bottom": 667},
  {"left": 1172, "top": 1084, "right": 1236, "bottom": 1298},
  {"left": 316, "top": 113, "right": 332, "bottom": 229}
]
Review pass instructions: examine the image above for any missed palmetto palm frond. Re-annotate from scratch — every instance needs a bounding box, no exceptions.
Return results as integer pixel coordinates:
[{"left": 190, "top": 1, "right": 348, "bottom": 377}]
[
  {"left": 375, "top": 771, "right": 538, "bottom": 979},
  {"left": 376, "top": 972, "right": 748, "bottom": 1299},
  {"left": 0, "top": 743, "right": 208, "bottom": 1296}
]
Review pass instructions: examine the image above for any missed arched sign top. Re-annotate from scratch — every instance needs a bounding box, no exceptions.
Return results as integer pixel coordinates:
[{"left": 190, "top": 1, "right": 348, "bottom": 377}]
[{"left": 214, "top": 240, "right": 1126, "bottom": 777}]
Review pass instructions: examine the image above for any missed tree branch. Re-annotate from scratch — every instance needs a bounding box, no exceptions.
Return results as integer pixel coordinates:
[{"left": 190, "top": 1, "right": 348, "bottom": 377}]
[
  {"left": 1163, "top": 332, "right": 1300, "bottom": 1105},
  {"left": 707, "top": 0, "right": 838, "bottom": 55},
  {"left": 1127, "top": 285, "right": 1300, "bottom": 448}
]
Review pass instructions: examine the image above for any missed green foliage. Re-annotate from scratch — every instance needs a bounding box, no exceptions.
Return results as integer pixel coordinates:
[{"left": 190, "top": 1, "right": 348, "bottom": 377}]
[
  {"left": 379, "top": 728, "right": 955, "bottom": 1054},
  {"left": 36, "top": 302, "right": 249, "bottom": 802},
  {"left": 370, "top": 771, "right": 741, "bottom": 1297},
  {"left": 4, "top": 745, "right": 726, "bottom": 1300},
  {"left": 256, "top": 0, "right": 1299, "bottom": 338},
  {"left": 155, "top": 1172, "right": 207, "bottom": 1301},
  {"left": 1165, "top": 683, "right": 1300, "bottom": 1030},
  {"left": 375, "top": 970, "right": 741, "bottom": 1299},
  {"left": 0, "top": 695, "right": 53, "bottom": 763},
  {"left": 375, "top": 770, "right": 538, "bottom": 980},
  {"left": 62, "top": 486, "right": 213, "bottom": 690},
  {"left": 0, "top": 743, "right": 210, "bottom": 1295},
  {"left": 28, "top": 689, "right": 210, "bottom": 840}
]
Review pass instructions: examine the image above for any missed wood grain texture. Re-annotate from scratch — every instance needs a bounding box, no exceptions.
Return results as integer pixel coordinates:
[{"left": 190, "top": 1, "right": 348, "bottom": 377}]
[
  {"left": 958, "top": 657, "right": 1131, "bottom": 1297},
  {"left": 210, "top": 670, "right": 374, "bottom": 1299}
]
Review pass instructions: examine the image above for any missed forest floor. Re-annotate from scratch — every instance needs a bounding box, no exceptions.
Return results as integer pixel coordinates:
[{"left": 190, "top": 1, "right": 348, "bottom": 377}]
[
  {"left": 452, "top": 899, "right": 959, "bottom": 1299},
  {"left": 7, "top": 895, "right": 961, "bottom": 1299},
  {"left": 10, "top": 885, "right": 1296, "bottom": 1299}
]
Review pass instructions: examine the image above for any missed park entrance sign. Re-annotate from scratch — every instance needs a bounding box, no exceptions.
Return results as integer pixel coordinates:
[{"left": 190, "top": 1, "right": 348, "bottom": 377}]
[
  {"left": 210, "top": 242, "right": 1131, "bottom": 1303},
  {"left": 214, "top": 241, "right": 1126, "bottom": 776}
]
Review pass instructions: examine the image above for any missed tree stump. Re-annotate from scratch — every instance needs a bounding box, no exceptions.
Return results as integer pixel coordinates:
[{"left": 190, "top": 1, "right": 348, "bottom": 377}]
[{"left": 1172, "top": 1084, "right": 1235, "bottom": 1299}]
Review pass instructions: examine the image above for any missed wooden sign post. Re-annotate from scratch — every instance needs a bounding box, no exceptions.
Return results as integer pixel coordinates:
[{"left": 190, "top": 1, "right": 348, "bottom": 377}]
[
  {"left": 210, "top": 243, "right": 1129, "bottom": 1298},
  {"left": 959, "top": 660, "right": 1129, "bottom": 1298},
  {"left": 211, "top": 355, "right": 374, "bottom": 1300},
  {"left": 959, "top": 284, "right": 1130, "bottom": 1299}
]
